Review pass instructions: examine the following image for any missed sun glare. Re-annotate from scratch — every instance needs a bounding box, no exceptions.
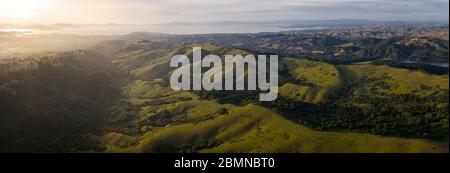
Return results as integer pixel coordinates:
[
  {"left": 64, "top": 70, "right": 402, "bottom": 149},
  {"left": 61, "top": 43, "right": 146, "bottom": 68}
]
[{"left": 0, "top": 0, "right": 48, "bottom": 20}]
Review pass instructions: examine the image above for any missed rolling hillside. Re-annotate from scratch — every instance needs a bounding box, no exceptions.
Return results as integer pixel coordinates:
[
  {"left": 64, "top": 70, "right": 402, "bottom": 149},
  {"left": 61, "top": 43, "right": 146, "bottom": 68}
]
[
  {"left": 91, "top": 41, "right": 448, "bottom": 153},
  {"left": 1, "top": 40, "right": 447, "bottom": 153},
  {"left": 99, "top": 79, "right": 447, "bottom": 153}
]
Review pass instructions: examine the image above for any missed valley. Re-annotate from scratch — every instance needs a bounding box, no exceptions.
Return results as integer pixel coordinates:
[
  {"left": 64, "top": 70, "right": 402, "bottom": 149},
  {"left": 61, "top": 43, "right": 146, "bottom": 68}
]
[
  {"left": 0, "top": 24, "right": 448, "bottom": 153},
  {"left": 95, "top": 41, "right": 448, "bottom": 153}
]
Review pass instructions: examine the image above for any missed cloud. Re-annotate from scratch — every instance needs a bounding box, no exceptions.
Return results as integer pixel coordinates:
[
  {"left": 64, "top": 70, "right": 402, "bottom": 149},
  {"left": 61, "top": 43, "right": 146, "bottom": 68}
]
[
  {"left": 1, "top": 0, "right": 448, "bottom": 24},
  {"left": 132, "top": 0, "right": 449, "bottom": 22}
]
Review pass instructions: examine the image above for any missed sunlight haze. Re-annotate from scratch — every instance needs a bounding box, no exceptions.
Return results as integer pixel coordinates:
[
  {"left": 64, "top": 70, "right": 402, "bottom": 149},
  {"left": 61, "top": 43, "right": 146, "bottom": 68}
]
[{"left": 1, "top": 0, "right": 448, "bottom": 25}]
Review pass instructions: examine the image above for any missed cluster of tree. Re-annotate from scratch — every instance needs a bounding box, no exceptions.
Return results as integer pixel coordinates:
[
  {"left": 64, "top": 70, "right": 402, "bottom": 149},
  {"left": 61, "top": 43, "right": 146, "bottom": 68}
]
[
  {"left": 0, "top": 51, "right": 123, "bottom": 152},
  {"left": 266, "top": 92, "right": 449, "bottom": 140},
  {"left": 193, "top": 77, "right": 448, "bottom": 141},
  {"left": 374, "top": 60, "right": 449, "bottom": 75}
]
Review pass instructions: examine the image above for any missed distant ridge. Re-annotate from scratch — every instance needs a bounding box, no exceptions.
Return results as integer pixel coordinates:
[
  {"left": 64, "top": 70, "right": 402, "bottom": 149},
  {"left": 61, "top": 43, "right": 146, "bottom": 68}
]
[{"left": 157, "top": 19, "right": 449, "bottom": 28}]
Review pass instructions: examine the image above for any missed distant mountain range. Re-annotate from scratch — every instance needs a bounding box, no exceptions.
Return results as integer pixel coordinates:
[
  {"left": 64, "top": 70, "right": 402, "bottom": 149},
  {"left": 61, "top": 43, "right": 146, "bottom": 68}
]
[
  {"left": 158, "top": 19, "right": 449, "bottom": 28},
  {"left": 2, "top": 19, "right": 448, "bottom": 32}
]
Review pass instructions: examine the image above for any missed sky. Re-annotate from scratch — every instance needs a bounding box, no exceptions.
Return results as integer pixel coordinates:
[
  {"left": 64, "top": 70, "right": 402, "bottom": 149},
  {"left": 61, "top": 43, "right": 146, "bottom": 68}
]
[{"left": 0, "top": 0, "right": 449, "bottom": 25}]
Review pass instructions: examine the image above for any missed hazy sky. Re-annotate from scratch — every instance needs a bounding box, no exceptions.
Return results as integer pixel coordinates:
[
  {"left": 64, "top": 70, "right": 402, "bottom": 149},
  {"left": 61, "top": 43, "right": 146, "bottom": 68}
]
[{"left": 0, "top": 0, "right": 448, "bottom": 24}]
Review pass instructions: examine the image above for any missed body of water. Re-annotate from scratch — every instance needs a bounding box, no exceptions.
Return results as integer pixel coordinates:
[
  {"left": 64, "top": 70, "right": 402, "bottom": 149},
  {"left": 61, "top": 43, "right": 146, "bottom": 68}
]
[
  {"left": 401, "top": 60, "right": 449, "bottom": 68},
  {"left": 1, "top": 25, "right": 313, "bottom": 35}
]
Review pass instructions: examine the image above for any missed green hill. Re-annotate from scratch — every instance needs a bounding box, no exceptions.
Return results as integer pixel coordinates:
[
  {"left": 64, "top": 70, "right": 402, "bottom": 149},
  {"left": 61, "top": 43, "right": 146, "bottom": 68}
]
[
  {"left": 99, "top": 78, "right": 447, "bottom": 153},
  {"left": 279, "top": 58, "right": 342, "bottom": 103},
  {"left": 95, "top": 42, "right": 448, "bottom": 153},
  {"left": 2, "top": 40, "right": 446, "bottom": 153}
]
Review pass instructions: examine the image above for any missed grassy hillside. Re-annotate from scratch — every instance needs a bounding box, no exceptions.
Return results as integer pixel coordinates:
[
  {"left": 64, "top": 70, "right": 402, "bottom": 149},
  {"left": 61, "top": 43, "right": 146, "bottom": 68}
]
[
  {"left": 283, "top": 58, "right": 342, "bottom": 88},
  {"left": 279, "top": 84, "right": 328, "bottom": 104},
  {"left": 1, "top": 33, "right": 448, "bottom": 153},
  {"left": 91, "top": 42, "right": 448, "bottom": 153},
  {"left": 345, "top": 64, "right": 448, "bottom": 97},
  {"left": 202, "top": 105, "right": 447, "bottom": 153},
  {"left": 98, "top": 79, "right": 448, "bottom": 153},
  {"left": 279, "top": 58, "right": 342, "bottom": 103}
]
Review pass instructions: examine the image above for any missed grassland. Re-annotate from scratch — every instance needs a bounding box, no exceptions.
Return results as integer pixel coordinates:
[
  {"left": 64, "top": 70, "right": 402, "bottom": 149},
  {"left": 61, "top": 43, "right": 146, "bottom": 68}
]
[
  {"left": 100, "top": 79, "right": 448, "bottom": 153},
  {"left": 96, "top": 42, "right": 449, "bottom": 153},
  {"left": 202, "top": 104, "right": 447, "bottom": 153},
  {"left": 279, "top": 58, "right": 342, "bottom": 103},
  {"left": 283, "top": 58, "right": 342, "bottom": 88},
  {"left": 344, "top": 64, "right": 449, "bottom": 97},
  {"left": 279, "top": 84, "right": 328, "bottom": 103}
]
